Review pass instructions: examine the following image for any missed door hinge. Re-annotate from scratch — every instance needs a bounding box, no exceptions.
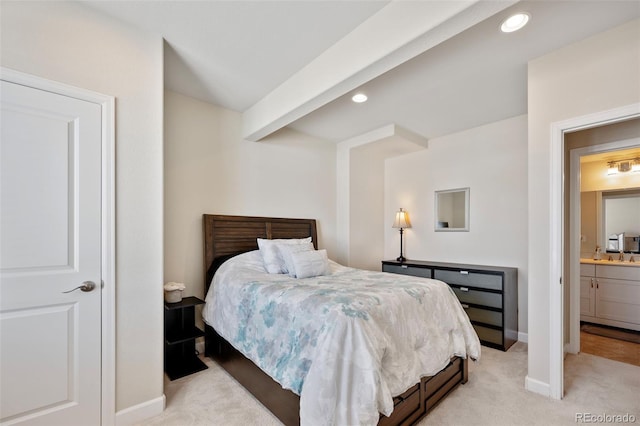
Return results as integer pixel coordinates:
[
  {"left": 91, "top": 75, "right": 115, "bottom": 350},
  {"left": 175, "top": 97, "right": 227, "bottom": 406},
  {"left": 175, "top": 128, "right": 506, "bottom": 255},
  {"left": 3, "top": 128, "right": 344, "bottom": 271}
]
[{"left": 559, "top": 277, "right": 562, "bottom": 285}]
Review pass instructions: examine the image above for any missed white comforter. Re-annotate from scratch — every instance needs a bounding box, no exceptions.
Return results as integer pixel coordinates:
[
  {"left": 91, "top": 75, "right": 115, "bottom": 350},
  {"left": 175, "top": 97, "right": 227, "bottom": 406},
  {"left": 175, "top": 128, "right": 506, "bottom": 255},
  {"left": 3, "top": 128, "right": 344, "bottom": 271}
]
[{"left": 203, "top": 251, "right": 480, "bottom": 425}]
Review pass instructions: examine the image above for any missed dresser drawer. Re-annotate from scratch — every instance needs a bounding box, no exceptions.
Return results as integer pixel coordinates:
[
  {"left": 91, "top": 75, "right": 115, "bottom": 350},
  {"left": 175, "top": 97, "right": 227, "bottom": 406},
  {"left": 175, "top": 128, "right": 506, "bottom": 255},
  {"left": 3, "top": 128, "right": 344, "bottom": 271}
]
[
  {"left": 383, "top": 264, "right": 432, "bottom": 278},
  {"left": 434, "top": 269, "right": 502, "bottom": 291},
  {"left": 473, "top": 324, "right": 503, "bottom": 346},
  {"left": 460, "top": 304, "right": 502, "bottom": 327},
  {"left": 452, "top": 287, "right": 502, "bottom": 309}
]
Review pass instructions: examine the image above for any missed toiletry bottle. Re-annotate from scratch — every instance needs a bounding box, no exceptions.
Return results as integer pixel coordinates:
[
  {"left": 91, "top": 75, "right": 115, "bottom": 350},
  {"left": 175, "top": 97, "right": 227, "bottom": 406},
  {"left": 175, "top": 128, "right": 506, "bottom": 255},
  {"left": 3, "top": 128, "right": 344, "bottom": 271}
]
[{"left": 593, "top": 246, "right": 601, "bottom": 260}]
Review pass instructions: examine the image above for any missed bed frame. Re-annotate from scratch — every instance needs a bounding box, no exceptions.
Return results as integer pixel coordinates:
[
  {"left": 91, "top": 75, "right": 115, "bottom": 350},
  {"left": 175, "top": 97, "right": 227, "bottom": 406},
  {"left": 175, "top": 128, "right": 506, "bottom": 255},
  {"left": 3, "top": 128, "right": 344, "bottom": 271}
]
[{"left": 202, "top": 214, "right": 468, "bottom": 426}]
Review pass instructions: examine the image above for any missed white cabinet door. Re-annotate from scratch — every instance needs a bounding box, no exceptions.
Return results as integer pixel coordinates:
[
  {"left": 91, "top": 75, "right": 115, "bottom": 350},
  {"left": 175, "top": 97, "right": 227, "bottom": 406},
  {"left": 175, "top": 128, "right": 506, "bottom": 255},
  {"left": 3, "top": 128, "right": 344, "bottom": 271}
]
[
  {"left": 0, "top": 80, "right": 102, "bottom": 425},
  {"left": 595, "top": 278, "right": 640, "bottom": 327},
  {"left": 580, "top": 276, "right": 595, "bottom": 317}
]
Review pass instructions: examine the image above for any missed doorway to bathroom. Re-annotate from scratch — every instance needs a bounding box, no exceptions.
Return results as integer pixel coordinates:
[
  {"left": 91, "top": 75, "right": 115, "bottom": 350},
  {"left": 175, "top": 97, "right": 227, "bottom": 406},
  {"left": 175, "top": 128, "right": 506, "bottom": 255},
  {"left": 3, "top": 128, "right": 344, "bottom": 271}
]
[{"left": 566, "top": 119, "right": 640, "bottom": 370}]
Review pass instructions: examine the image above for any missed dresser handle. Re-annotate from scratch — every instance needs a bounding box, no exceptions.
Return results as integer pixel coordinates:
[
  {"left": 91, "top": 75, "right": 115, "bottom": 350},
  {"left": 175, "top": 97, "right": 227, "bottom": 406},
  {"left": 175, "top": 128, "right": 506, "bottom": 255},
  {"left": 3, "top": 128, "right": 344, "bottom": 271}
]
[
  {"left": 401, "top": 265, "right": 408, "bottom": 269},
  {"left": 460, "top": 270, "right": 469, "bottom": 275},
  {"left": 461, "top": 304, "right": 470, "bottom": 309},
  {"left": 460, "top": 287, "right": 469, "bottom": 292}
]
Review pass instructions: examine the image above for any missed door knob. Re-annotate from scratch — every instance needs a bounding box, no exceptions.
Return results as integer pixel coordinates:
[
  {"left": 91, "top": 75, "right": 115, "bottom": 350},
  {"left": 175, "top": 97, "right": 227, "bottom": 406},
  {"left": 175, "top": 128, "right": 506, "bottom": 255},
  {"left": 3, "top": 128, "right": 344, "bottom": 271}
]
[{"left": 63, "top": 281, "right": 96, "bottom": 293}]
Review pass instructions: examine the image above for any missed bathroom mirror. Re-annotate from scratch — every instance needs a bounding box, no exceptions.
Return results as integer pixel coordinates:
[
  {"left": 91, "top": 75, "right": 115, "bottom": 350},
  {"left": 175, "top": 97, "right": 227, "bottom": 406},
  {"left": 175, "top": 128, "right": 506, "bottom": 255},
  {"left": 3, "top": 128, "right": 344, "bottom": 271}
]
[
  {"left": 580, "top": 188, "right": 640, "bottom": 254},
  {"left": 435, "top": 187, "right": 470, "bottom": 232},
  {"left": 603, "top": 190, "right": 640, "bottom": 253}
]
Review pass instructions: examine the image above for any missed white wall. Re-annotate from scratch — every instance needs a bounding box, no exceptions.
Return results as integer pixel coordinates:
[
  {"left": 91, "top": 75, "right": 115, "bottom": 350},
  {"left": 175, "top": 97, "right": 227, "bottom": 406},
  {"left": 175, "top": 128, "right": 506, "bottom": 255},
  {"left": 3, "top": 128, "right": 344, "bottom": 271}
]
[
  {"left": 581, "top": 152, "right": 640, "bottom": 192},
  {"left": 527, "top": 18, "right": 640, "bottom": 391},
  {"left": 335, "top": 126, "right": 427, "bottom": 267},
  {"left": 349, "top": 144, "right": 387, "bottom": 270},
  {"left": 347, "top": 138, "right": 426, "bottom": 271},
  {"left": 164, "top": 90, "right": 337, "bottom": 302},
  {"left": 385, "top": 115, "right": 528, "bottom": 334},
  {"left": 0, "top": 0, "right": 164, "bottom": 417}
]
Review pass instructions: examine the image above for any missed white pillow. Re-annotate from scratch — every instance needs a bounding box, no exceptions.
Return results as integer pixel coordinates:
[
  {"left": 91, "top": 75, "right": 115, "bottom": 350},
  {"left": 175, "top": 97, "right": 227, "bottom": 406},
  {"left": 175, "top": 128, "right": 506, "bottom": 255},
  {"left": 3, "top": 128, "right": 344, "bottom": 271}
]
[
  {"left": 279, "top": 242, "right": 315, "bottom": 277},
  {"left": 257, "top": 237, "right": 312, "bottom": 274},
  {"left": 291, "top": 249, "right": 330, "bottom": 279}
]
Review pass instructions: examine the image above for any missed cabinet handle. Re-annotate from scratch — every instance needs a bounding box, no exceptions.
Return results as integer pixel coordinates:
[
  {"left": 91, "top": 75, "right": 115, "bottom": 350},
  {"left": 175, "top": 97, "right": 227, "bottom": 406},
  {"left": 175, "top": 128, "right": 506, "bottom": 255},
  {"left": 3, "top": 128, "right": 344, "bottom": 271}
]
[
  {"left": 461, "top": 304, "right": 470, "bottom": 309},
  {"left": 401, "top": 265, "right": 408, "bottom": 269},
  {"left": 596, "top": 281, "right": 599, "bottom": 289},
  {"left": 590, "top": 278, "right": 594, "bottom": 288},
  {"left": 460, "top": 270, "right": 469, "bottom": 275},
  {"left": 460, "top": 287, "right": 469, "bottom": 292}
]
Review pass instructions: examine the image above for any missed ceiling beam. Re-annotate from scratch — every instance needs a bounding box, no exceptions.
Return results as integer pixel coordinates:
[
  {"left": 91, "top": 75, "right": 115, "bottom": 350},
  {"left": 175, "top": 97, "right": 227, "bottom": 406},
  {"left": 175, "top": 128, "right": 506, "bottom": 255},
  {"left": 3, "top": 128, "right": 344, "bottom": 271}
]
[
  {"left": 337, "top": 123, "right": 428, "bottom": 151},
  {"left": 242, "top": 0, "right": 518, "bottom": 141}
]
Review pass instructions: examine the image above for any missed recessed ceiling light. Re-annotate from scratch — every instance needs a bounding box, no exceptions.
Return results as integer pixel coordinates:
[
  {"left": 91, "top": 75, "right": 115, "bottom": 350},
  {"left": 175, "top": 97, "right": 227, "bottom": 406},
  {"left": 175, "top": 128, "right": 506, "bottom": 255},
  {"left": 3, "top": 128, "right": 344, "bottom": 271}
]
[
  {"left": 500, "top": 13, "right": 530, "bottom": 33},
  {"left": 352, "top": 93, "right": 368, "bottom": 103}
]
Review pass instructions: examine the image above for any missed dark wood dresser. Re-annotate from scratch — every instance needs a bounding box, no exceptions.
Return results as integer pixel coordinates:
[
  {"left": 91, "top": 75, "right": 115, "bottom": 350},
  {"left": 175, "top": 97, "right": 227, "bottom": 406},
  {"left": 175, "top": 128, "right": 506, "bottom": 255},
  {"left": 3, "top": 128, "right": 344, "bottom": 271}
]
[{"left": 382, "top": 259, "right": 518, "bottom": 351}]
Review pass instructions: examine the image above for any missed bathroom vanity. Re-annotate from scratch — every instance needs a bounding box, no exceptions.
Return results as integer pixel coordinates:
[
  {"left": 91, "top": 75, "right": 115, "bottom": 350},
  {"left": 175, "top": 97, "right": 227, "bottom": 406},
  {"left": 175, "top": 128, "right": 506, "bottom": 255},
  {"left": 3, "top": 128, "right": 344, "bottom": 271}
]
[{"left": 580, "top": 259, "right": 640, "bottom": 331}]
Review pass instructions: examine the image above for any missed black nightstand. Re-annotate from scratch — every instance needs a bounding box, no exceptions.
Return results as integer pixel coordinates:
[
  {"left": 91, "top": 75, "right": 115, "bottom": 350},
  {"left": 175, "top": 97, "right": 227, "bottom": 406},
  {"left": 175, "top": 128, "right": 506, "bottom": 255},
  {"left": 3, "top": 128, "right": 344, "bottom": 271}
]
[{"left": 164, "top": 296, "right": 208, "bottom": 380}]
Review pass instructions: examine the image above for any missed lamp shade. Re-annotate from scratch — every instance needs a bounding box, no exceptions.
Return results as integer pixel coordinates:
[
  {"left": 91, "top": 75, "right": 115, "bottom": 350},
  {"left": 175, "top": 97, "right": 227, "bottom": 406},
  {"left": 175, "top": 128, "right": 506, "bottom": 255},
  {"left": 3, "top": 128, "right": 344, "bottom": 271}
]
[{"left": 392, "top": 208, "right": 411, "bottom": 229}]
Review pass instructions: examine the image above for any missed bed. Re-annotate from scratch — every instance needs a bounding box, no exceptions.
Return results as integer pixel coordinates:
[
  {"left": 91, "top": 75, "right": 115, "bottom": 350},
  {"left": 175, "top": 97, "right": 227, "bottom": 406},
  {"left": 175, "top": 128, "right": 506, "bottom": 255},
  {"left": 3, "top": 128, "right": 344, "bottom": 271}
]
[{"left": 202, "top": 214, "right": 480, "bottom": 426}]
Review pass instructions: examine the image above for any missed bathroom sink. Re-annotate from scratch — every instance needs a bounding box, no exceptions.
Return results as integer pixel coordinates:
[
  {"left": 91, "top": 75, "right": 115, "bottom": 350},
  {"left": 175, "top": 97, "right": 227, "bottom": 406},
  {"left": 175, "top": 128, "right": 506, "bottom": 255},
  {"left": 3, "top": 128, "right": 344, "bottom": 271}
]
[{"left": 580, "top": 258, "right": 640, "bottom": 267}]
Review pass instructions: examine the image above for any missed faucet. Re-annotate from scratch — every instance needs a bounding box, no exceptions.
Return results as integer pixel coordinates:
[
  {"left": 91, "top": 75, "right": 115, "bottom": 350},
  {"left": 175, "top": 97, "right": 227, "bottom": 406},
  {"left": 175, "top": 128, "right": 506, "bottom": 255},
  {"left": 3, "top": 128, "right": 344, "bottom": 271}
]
[{"left": 618, "top": 250, "right": 625, "bottom": 261}]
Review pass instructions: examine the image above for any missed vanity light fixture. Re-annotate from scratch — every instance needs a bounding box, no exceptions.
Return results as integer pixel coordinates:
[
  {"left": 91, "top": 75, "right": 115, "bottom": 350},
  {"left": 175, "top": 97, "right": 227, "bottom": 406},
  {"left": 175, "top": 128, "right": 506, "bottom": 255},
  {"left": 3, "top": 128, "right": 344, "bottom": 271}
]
[
  {"left": 392, "top": 208, "right": 411, "bottom": 262},
  {"left": 607, "top": 158, "right": 640, "bottom": 175},
  {"left": 352, "top": 93, "right": 368, "bottom": 103},
  {"left": 500, "top": 12, "right": 530, "bottom": 33}
]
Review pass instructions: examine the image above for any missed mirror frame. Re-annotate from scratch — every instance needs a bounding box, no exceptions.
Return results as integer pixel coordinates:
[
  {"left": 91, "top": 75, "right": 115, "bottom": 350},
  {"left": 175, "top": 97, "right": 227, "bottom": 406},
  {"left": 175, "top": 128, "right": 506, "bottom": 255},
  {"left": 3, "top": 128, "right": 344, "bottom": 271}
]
[{"left": 434, "top": 187, "right": 470, "bottom": 232}]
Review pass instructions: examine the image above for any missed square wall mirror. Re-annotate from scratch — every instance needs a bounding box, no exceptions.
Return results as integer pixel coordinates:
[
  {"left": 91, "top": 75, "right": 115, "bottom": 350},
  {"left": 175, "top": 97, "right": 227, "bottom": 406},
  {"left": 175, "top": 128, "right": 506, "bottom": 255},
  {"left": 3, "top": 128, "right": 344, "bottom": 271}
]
[{"left": 435, "top": 187, "right": 470, "bottom": 232}]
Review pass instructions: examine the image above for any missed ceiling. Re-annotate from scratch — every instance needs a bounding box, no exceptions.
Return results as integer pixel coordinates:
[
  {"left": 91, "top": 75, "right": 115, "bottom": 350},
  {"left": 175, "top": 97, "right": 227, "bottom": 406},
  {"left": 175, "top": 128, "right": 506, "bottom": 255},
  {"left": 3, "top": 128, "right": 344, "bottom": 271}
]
[
  {"left": 83, "top": 0, "right": 640, "bottom": 143},
  {"left": 84, "top": 0, "right": 389, "bottom": 112}
]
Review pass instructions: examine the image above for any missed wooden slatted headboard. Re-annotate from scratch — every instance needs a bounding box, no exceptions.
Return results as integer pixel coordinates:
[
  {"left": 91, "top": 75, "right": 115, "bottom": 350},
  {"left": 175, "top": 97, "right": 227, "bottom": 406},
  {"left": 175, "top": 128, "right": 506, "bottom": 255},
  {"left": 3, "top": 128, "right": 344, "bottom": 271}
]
[{"left": 202, "top": 214, "right": 318, "bottom": 293}]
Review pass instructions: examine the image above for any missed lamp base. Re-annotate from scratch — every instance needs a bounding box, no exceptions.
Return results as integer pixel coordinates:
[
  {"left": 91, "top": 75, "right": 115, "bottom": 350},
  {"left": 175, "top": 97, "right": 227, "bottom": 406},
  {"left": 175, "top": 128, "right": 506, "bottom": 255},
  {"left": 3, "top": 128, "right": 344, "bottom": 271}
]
[{"left": 396, "top": 255, "right": 406, "bottom": 262}]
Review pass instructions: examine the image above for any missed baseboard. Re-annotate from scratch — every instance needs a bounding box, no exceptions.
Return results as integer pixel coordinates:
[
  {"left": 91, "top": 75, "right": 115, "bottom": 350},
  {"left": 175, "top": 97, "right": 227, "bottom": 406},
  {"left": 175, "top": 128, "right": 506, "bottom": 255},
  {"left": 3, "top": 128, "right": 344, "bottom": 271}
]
[
  {"left": 115, "top": 394, "right": 165, "bottom": 426},
  {"left": 517, "top": 331, "right": 528, "bottom": 343},
  {"left": 564, "top": 341, "right": 580, "bottom": 356},
  {"left": 524, "top": 375, "right": 550, "bottom": 397}
]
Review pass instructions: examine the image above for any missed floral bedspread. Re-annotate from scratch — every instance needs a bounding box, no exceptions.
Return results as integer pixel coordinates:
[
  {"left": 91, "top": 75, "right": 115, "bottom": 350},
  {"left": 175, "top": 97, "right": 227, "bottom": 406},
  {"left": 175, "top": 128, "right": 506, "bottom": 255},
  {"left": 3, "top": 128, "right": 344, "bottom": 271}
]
[{"left": 203, "top": 251, "right": 480, "bottom": 426}]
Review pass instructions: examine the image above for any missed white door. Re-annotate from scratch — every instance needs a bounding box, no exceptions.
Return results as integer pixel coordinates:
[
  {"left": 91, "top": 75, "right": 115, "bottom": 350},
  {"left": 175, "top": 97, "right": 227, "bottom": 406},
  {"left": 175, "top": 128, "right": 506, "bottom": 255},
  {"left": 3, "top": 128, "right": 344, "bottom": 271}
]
[{"left": 1, "top": 79, "right": 102, "bottom": 425}]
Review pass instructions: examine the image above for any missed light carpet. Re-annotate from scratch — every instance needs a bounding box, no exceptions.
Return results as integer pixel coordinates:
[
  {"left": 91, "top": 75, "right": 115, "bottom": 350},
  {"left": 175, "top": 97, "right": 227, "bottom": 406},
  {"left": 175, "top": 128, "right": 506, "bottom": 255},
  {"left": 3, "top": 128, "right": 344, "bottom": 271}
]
[{"left": 139, "top": 342, "right": 639, "bottom": 425}]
